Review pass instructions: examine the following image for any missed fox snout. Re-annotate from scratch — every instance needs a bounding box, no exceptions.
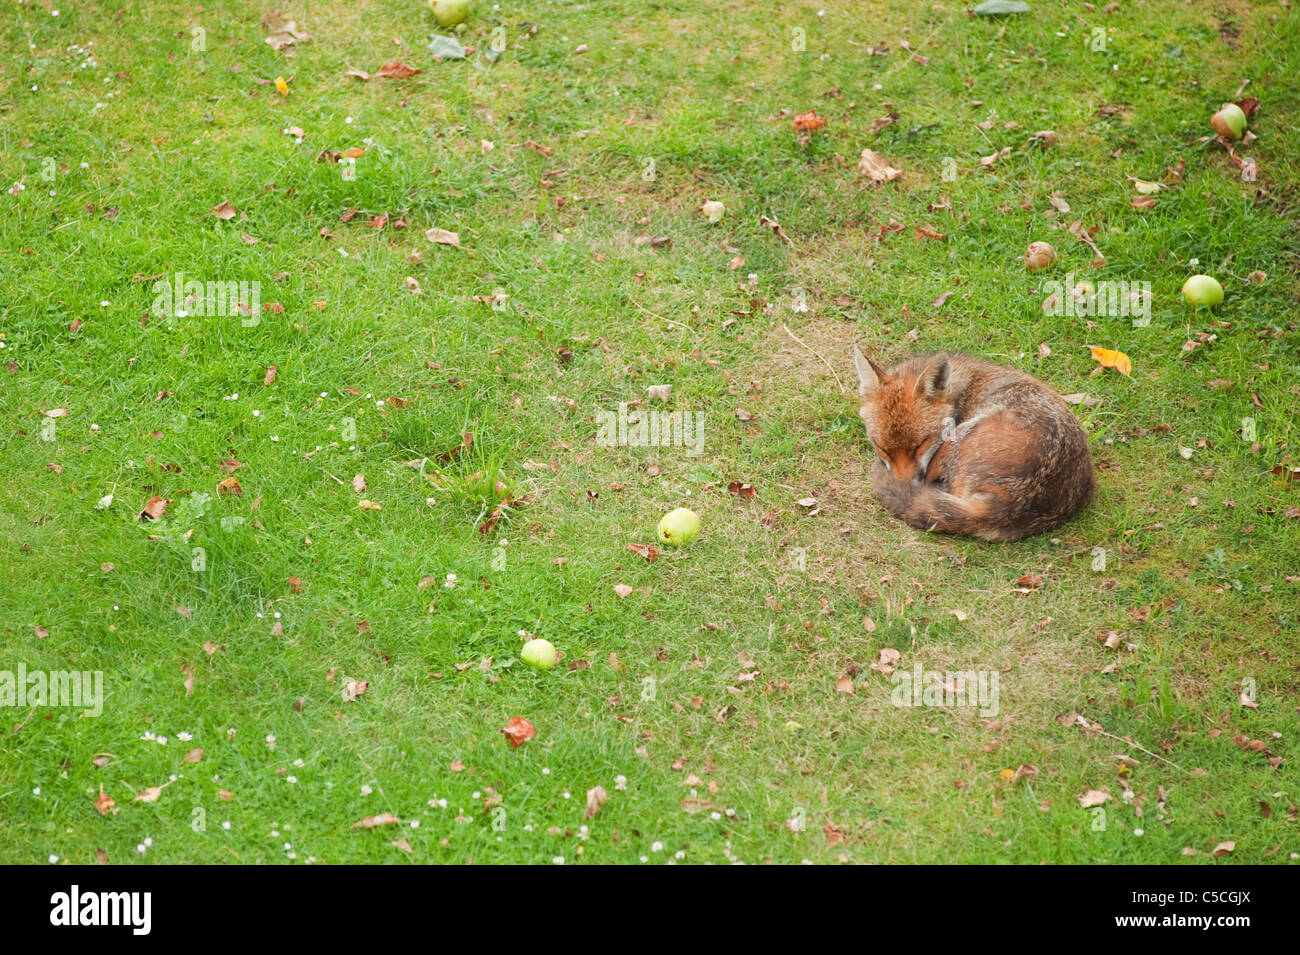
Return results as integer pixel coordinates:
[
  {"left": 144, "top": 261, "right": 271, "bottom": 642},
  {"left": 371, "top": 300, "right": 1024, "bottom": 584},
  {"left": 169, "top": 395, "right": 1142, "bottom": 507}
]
[{"left": 872, "top": 444, "right": 933, "bottom": 484}]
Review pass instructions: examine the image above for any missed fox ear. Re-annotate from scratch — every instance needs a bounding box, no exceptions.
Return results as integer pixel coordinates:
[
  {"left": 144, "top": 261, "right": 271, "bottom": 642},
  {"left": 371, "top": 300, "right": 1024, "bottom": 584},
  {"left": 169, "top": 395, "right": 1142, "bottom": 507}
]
[
  {"left": 853, "top": 345, "right": 884, "bottom": 395},
  {"left": 914, "top": 352, "right": 951, "bottom": 398}
]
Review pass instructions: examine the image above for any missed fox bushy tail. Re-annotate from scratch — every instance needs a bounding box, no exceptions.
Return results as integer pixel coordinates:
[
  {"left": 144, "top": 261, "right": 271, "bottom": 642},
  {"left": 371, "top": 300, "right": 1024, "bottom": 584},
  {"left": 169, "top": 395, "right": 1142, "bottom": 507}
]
[{"left": 874, "top": 478, "right": 1004, "bottom": 541}]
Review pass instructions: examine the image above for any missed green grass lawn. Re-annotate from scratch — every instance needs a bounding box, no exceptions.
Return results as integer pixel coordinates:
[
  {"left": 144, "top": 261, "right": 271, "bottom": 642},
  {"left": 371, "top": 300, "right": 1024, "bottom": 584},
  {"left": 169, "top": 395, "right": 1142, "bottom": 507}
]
[{"left": 2, "top": 0, "right": 1297, "bottom": 864}]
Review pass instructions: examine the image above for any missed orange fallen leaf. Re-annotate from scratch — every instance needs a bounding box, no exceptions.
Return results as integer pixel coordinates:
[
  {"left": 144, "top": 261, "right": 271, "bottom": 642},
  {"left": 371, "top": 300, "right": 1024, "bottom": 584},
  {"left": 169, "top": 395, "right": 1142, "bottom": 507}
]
[
  {"left": 502, "top": 716, "right": 536, "bottom": 749},
  {"left": 791, "top": 110, "right": 826, "bottom": 133},
  {"left": 139, "top": 496, "right": 169, "bottom": 521},
  {"left": 94, "top": 785, "right": 117, "bottom": 816},
  {"left": 1087, "top": 346, "right": 1132, "bottom": 377}
]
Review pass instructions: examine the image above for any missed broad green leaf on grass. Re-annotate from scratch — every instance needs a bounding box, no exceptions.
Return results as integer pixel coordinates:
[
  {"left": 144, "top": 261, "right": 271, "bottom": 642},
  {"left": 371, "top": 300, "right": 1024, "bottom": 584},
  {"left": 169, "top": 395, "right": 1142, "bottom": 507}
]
[
  {"left": 974, "top": 0, "right": 1030, "bottom": 14},
  {"left": 428, "top": 35, "right": 466, "bottom": 60}
]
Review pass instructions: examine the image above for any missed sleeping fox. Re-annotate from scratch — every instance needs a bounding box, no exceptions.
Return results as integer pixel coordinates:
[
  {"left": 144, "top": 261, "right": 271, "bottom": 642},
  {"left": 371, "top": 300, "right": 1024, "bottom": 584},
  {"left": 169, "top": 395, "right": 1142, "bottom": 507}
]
[{"left": 853, "top": 347, "right": 1096, "bottom": 542}]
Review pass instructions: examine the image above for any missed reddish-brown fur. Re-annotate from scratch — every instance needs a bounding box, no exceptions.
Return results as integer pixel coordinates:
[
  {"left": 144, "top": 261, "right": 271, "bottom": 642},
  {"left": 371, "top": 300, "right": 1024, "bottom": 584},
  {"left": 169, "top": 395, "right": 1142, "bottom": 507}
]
[{"left": 854, "top": 349, "right": 1096, "bottom": 542}]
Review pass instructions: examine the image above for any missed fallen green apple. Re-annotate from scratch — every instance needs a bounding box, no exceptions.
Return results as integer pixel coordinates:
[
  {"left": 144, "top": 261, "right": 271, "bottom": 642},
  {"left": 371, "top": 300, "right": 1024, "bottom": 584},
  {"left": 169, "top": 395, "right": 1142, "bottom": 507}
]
[
  {"left": 1210, "top": 102, "right": 1247, "bottom": 141},
  {"left": 428, "top": 0, "right": 471, "bottom": 28},
  {"left": 657, "top": 507, "right": 701, "bottom": 546},
  {"left": 520, "top": 638, "right": 558, "bottom": 669},
  {"left": 1182, "top": 274, "right": 1224, "bottom": 308}
]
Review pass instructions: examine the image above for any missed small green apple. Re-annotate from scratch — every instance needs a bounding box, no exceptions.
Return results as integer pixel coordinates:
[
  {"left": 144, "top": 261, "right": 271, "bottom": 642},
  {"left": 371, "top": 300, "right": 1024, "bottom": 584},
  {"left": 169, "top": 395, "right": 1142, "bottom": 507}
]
[
  {"left": 428, "top": 0, "right": 471, "bottom": 28},
  {"left": 1210, "top": 103, "right": 1247, "bottom": 141},
  {"left": 1182, "top": 274, "right": 1224, "bottom": 308},
  {"left": 657, "top": 507, "right": 701, "bottom": 546},
  {"left": 520, "top": 638, "right": 557, "bottom": 669}
]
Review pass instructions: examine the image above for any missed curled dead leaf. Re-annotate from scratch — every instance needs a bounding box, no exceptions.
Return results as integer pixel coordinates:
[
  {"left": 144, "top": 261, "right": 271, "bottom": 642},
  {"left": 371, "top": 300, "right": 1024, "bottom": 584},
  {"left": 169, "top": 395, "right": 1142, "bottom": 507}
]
[
  {"left": 94, "top": 785, "right": 116, "bottom": 816},
  {"left": 858, "top": 149, "right": 903, "bottom": 182},
  {"left": 502, "top": 716, "right": 536, "bottom": 749},
  {"left": 354, "top": 813, "right": 401, "bottom": 828}
]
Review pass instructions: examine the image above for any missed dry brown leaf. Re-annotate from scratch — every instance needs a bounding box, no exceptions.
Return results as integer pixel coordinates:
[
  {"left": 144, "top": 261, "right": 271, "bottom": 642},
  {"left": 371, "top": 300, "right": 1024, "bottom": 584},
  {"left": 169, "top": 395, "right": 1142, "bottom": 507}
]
[
  {"left": 354, "top": 813, "right": 401, "bottom": 828},
  {"left": 425, "top": 227, "right": 461, "bottom": 247},
  {"left": 374, "top": 61, "right": 421, "bottom": 79},
  {"left": 858, "top": 149, "right": 903, "bottom": 182},
  {"left": 758, "top": 214, "right": 794, "bottom": 246}
]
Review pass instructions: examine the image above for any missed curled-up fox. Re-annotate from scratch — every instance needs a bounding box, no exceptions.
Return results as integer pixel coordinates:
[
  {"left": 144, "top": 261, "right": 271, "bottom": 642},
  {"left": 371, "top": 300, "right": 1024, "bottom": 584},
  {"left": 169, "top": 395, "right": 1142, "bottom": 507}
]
[{"left": 854, "top": 347, "right": 1096, "bottom": 542}]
